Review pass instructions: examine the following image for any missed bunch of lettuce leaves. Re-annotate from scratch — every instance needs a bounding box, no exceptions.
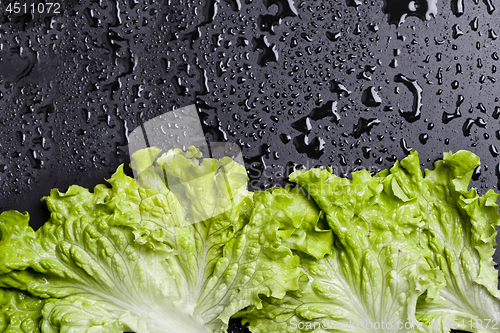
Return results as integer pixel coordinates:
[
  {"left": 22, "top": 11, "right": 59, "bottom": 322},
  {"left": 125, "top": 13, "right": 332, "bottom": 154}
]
[{"left": 1, "top": 147, "right": 500, "bottom": 333}]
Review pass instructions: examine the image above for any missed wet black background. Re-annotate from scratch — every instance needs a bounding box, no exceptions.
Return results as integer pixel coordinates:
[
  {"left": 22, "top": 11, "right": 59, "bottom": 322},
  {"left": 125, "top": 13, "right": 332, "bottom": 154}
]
[{"left": 0, "top": 0, "right": 499, "bottom": 332}]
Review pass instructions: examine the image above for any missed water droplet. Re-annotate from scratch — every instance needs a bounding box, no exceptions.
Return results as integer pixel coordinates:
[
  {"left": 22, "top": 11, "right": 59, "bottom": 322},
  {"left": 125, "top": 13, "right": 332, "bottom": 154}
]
[
  {"left": 26, "top": 149, "right": 43, "bottom": 169},
  {"left": 258, "top": 0, "right": 298, "bottom": 33},
  {"left": 330, "top": 80, "right": 351, "bottom": 97},
  {"left": 400, "top": 138, "right": 412, "bottom": 155},
  {"left": 394, "top": 74, "right": 423, "bottom": 122},
  {"left": 353, "top": 23, "right": 362, "bottom": 35},
  {"left": 300, "top": 32, "right": 313, "bottom": 42},
  {"left": 252, "top": 35, "right": 279, "bottom": 67},
  {"left": 489, "top": 29, "right": 498, "bottom": 40},
  {"left": 493, "top": 106, "right": 500, "bottom": 119},
  {"left": 338, "top": 154, "right": 348, "bottom": 166},
  {"left": 362, "top": 86, "right": 383, "bottom": 107},
  {"left": 470, "top": 17, "right": 479, "bottom": 31},
  {"left": 462, "top": 117, "right": 486, "bottom": 136},
  {"left": 419, "top": 133, "right": 429, "bottom": 144},
  {"left": 83, "top": 8, "right": 99, "bottom": 27},
  {"left": 292, "top": 116, "right": 312, "bottom": 133},
  {"left": 293, "top": 134, "right": 325, "bottom": 159},
  {"left": 351, "top": 118, "right": 380, "bottom": 138},
  {"left": 362, "top": 146, "right": 372, "bottom": 159},
  {"left": 483, "top": 0, "right": 495, "bottom": 14},
  {"left": 451, "top": 0, "right": 465, "bottom": 16},
  {"left": 472, "top": 165, "right": 482, "bottom": 181},
  {"left": 326, "top": 31, "right": 342, "bottom": 42},
  {"left": 442, "top": 107, "right": 462, "bottom": 124},
  {"left": 490, "top": 144, "right": 499, "bottom": 157},
  {"left": 476, "top": 102, "right": 486, "bottom": 113},
  {"left": 452, "top": 24, "right": 463, "bottom": 39},
  {"left": 16, "top": 131, "right": 26, "bottom": 145},
  {"left": 476, "top": 117, "right": 487, "bottom": 127},
  {"left": 309, "top": 101, "right": 340, "bottom": 123},
  {"left": 280, "top": 133, "right": 291, "bottom": 144},
  {"left": 346, "top": 0, "right": 363, "bottom": 7},
  {"left": 225, "top": 0, "right": 242, "bottom": 11},
  {"left": 383, "top": 0, "right": 438, "bottom": 25},
  {"left": 496, "top": 163, "right": 500, "bottom": 190}
]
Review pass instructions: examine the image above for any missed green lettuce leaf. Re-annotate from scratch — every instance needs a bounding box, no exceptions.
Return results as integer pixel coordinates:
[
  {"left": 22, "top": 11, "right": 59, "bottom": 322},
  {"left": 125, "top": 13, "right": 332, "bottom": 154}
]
[
  {"left": 261, "top": 185, "right": 333, "bottom": 261},
  {"left": 238, "top": 163, "right": 442, "bottom": 332},
  {"left": 0, "top": 288, "right": 44, "bottom": 333},
  {"left": 0, "top": 147, "right": 301, "bottom": 333},
  {"left": 386, "top": 151, "right": 500, "bottom": 332}
]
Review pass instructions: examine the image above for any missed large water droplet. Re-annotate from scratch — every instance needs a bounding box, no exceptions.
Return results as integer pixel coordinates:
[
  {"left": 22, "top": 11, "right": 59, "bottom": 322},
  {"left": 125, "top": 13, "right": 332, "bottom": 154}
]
[
  {"left": 383, "top": 0, "right": 438, "bottom": 25},
  {"left": 451, "top": 0, "right": 465, "bottom": 16},
  {"left": 330, "top": 80, "right": 351, "bottom": 97},
  {"left": 351, "top": 118, "right": 380, "bottom": 138},
  {"left": 443, "top": 107, "right": 462, "bottom": 124},
  {"left": 309, "top": 101, "right": 340, "bottom": 123},
  {"left": 462, "top": 117, "right": 486, "bottom": 136},
  {"left": 252, "top": 35, "right": 279, "bottom": 67},
  {"left": 483, "top": 0, "right": 495, "bottom": 14},
  {"left": 394, "top": 74, "right": 423, "bottom": 122},
  {"left": 293, "top": 134, "right": 325, "bottom": 159},
  {"left": 493, "top": 106, "right": 500, "bottom": 119},
  {"left": 258, "top": 0, "right": 297, "bottom": 33},
  {"left": 361, "top": 86, "right": 382, "bottom": 107}
]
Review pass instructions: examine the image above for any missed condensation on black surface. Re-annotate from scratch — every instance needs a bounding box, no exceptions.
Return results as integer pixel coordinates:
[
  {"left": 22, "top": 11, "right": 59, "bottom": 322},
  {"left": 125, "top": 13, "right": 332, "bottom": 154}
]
[{"left": 0, "top": 0, "right": 499, "bottom": 331}]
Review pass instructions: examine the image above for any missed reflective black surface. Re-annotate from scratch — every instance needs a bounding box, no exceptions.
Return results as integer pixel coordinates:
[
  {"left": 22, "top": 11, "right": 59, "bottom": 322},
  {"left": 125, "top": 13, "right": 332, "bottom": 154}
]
[{"left": 0, "top": 0, "right": 499, "bottom": 332}]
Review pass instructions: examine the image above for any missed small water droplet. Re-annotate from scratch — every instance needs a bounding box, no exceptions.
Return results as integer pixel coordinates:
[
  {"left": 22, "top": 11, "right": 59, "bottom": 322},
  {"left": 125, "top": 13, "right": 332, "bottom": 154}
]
[
  {"left": 490, "top": 144, "right": 499, "bottom": 157},
  {"left": 362, "top": 146, "right": 372, "bottom": 159},
  {"left": 400, "top": 138, "right": 412, "bottom": 155},
  {"left": 493, "top": 106, "right": 500, "bottom": 119},
  {"left": 472, "top": 165, "right": 482, "bottom": 181},
  {"left": 470, "top": 17, "right": 479, "bottom": 31},
  {"left": 495, "top": 163, "right": 500, "bottom": 190},
  {"left": 452, "top": 24, "right": 463, "bottom": 38},
  {"left": 419, "top": 133, "right": 429, "bottom": 144}
]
